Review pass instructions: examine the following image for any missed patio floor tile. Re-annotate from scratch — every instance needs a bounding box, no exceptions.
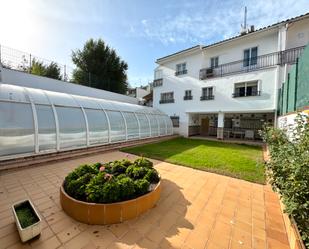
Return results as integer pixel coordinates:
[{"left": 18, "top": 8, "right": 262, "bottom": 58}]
[{"left": 0, "top": 150, "right": 290, "bottom": 249}]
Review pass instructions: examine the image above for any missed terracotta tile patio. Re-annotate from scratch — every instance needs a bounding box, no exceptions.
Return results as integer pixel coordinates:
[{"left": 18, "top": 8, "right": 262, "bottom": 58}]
[{"left": 0, "top": 151, "right": 289, "bottom": 249}]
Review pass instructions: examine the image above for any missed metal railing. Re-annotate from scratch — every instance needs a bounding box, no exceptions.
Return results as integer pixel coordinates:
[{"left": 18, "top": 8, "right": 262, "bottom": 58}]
[
  {"left": 153, "top": 78, "right": 163, "bottom": 87},
  {"left": 200, "top": 95, "right": 214, "bottom": 101},
  {"left": 184, "top": 95, "right": 193, "bottom": 100},
  {"left": 175, "top": 69, "right": 187, "bottom": 76},
  {"left": 159, "top": 99, "right": 175, "bottom": 104},
  {"left": 0, "top": 44, "right": 103, "bottom": 87},
  {"left": 232, "top": 90, "right": 261, "bottom": 98},
  {"left": 199, "top": 46, "right": 305, "bottom": 80}
]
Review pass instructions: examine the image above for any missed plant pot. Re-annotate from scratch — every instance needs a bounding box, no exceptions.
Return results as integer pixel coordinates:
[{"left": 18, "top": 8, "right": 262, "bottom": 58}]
[
  {"left": 60, "top": 179, "right": 161, "bottom": 225},
  {"left": 12, "top": 199, "right": 41, "bottom": 242}
]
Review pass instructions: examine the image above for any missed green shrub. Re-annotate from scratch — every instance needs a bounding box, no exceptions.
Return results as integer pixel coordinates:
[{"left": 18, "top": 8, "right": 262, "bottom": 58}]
[
  {"left": 134, "top": 179, "right": 150, "bottom": 195},
  {"left": 65, "top": 173, "right": 95, "bottom": 201},
  {"left": 110, "top": 160, "right": 127, "bottom": 175},
  {"left": 126, "top": 165, "right": 148, "bottom": 179},
  {"left": 144, "top": 168, "right": 160, "bottom": 183},
  {"left": 92, "top": 162, "right": 102, "bottom": 171},
  {"left": 73, "top": 164, "right": 98, "bottom": 177},
  {"left": 134, "top": 158, "right": 153, "bottom": 168},
  {"left": 85, "top": 172, "right": 108, "bottom": 202},
  {"left": 64, "top": 157, "right": 159, "bottom": 204},
  {"left": 118, "top": 177, "right": 135, "bottom": 200},
  {"left": 121, "top": 159, "right": 132, "bottom": 167},
  {"left": 261, "top": 114, "right": 309, "bottom": 248}
]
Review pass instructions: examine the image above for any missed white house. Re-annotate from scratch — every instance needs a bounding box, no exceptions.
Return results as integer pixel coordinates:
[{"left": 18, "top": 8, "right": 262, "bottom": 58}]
[{"left": 153, "top": 13, "right": 309, "bottom": 139}]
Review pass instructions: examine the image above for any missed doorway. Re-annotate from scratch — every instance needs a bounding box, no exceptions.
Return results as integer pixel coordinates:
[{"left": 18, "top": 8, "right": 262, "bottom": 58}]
[{"left": 200, "top": 118, "right": 209, "bottom": 136}]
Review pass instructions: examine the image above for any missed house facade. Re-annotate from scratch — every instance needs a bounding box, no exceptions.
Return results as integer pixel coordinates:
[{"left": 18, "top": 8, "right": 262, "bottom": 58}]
[{"left": 153, "top": 13, "right": 309, "bottom": 139}]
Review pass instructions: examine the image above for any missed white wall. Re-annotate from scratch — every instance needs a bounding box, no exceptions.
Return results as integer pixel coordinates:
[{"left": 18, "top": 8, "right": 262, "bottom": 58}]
[
  {"left": 286, "top": 17, "right": 309, "bottom": 49},
  {"left": 136, "top": 87, "right": 150, "bottom": 99},
  {"left": 201, "top": 29, "right": 278, "bottom": 68},
  {"left": 0, "top": 68, "right": 138, "bottom": 104},
  {"left": 154, "top": 66, "right": 277, "bottom": 135},
  {"left": 153, "top": 30, "right": 280, "bottom": 136}
]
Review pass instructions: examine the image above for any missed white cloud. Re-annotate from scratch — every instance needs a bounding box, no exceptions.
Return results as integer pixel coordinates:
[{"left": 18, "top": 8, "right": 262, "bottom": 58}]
[{"left": 130, "top": 0, "right": 309, "bottom": 45}]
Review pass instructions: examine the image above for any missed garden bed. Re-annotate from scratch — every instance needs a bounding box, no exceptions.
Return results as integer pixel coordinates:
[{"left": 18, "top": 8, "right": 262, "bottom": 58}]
[{"left": 60, "top": 158, "right": 161, "bottom": 224}]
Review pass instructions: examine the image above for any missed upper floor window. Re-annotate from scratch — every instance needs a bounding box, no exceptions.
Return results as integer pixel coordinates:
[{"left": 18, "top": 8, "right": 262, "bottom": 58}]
[
  {"left": 210, "top": 57, "right": 219, "bottom": 68},
  {"left": 160, "top": 92, "right": 174, "bottom": 104},
  {"left": 184, "top": 90, "right": 192, "bottom": 100},
  {"left": 243, "top": 47, "right": 258, "bottom": 67},
  {"left": 154, "top": 69, "right": 162, "bottom": 80},
  {"left": 200, "top": 87, "right": 214, "bottom": 101},
  {"left": 153, "top": 70, "right": 163, "bottom": 87},
  {"left": 175, "top": 63, "right": 187, "bottom": 76},
  {"left": 233, "top": 81, "right": 260, "bottom": 97}
]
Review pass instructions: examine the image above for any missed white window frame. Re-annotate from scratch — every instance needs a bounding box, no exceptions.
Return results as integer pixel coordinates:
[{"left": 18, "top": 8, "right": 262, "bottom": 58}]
[
  {"left": 210, "top": 57, "right": 219, "bottom": 68},
  {"left": 234, "top": 80, "right": 260, "bottom": 97}
]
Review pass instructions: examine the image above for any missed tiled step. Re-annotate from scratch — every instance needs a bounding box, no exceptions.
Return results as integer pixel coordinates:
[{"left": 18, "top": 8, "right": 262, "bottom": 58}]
[{"left": 0, "top": 135, "right": 178, "bottom": 171}]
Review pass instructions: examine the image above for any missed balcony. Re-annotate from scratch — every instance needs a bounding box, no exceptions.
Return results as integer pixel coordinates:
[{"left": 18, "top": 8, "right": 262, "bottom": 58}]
[
  {"left": 159, "top": 99, "right": 175, "bottom": 104},
  {"left": 184, "top": 95, "right": 193, "bottom": 100},
  {"left": 200, "top": 95, "right": 214, "bottom": 101},
  {"left": 175, "top": 69, "right": 187, "bottom": 76},
  {"left": 232, "top": 90, "right": 261, "bottom": 98},
  {"left": 199, "top": 46, "right": 305, "bottom": 80},
  {"left": 153, "top": 78, "right": 163, "bottom": 87}
]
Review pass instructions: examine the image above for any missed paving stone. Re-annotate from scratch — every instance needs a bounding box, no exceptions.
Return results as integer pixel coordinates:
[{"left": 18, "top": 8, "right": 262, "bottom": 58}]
[{"left": 0, "top": 150, "right": 291, "bottom": 249}]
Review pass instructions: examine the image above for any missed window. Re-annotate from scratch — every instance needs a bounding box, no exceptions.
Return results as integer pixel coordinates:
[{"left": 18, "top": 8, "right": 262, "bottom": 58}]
[
  {"left": 153, "top": 70, "right": 163, "bottom": 87},
  {"left": 201, "top": 87, "right": 214, "bottom": 100},
  {"left": 184, "top": 90, "right": 192, "bottom": 100},
  {"left": 154, "top": 69, "right": 162, "bottom": 80},
  {"left": 175, "top": 63, "right": 187, "bottom": 76},
  {"left": 233, "top": 81, "right": 260, "bottom": 97},
  {"left": 160, "top": 92, "right": 174, "bottom": 104},
  {"left": 210, "top": 57, "right": 219, "bottom": 68},
  {"left": 243, "top": 47, "right": 258, "bottom": 67},
  {"left": 170, "top": 116, "right": 180, "bottom": 128}
]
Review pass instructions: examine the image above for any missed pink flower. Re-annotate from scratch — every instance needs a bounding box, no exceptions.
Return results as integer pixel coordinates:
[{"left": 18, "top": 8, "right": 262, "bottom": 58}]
[
  {"left": 99, "top": 166, "right": 105, "bottom": 172},
  {"left": 104, "top": 173, "right": 113, "bottom": 181}
]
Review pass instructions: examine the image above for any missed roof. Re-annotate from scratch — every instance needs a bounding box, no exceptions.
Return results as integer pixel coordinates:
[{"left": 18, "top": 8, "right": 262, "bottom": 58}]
[
  {"left": 156, "top": 12, "right": 309, "bottom": 63},
  {"left": 156, "top": 45, "right": 202, "bottom": 63},
  {"left": 202, "top": 12, "right": 309, "bottom": 50}
]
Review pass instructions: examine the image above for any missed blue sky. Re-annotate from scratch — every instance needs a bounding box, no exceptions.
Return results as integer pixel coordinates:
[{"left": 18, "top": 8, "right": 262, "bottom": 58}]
[{"left": 0, "top": 0, "right": 308, "bottom": 87}]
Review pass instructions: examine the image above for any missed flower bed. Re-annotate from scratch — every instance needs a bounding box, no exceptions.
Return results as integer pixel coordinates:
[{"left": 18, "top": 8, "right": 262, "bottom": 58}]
[
  {"left": 261, "top": 114, "right": 309, "bottom": 248},
  {"left": 60, "top": 157, "right": 161, "bottom": 224}
]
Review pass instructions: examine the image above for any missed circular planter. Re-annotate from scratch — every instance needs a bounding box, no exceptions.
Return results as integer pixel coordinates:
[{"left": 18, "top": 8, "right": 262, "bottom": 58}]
[{"left": 60, "top": 180, "right": 161, "bottom": 225}]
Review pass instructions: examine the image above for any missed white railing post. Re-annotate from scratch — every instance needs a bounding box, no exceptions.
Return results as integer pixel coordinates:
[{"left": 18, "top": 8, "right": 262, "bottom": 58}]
[
  {"left": 120, "top": 111, "right": 128, "bottom": 141},
  {"left": 145, "top": 114, "right": 151, "bottom": 137},
  {"left": 134, "top": 112, "right": 141, "bottom": 139}
]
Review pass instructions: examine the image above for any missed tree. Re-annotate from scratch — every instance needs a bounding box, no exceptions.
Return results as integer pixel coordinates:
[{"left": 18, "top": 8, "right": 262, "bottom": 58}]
[
  {"left": 30, "top": 59, "right": 62, "bottom": 80},
  {"left": 71, "top": 39, "right": 128, "bottom": 94}
]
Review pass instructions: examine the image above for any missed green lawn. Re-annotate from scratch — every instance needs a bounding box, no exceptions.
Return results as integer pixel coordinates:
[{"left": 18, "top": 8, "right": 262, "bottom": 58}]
[{"left": 122, "top": 137, "right": 265, "bottom": 184}]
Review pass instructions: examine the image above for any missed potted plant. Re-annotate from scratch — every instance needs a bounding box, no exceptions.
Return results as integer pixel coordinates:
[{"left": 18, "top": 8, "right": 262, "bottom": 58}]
[{"left": 12, "top": 199, "right": 41, "bottom": 242}]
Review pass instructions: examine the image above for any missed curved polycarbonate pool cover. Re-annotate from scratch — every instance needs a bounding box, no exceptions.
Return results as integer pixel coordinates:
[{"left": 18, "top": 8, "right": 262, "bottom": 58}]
[{"left": 0, "top": 84, "right": 173, "bottom": 158}]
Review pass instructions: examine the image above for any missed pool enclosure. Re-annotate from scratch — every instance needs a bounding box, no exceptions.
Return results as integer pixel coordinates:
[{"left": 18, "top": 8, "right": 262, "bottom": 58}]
[{"left": 0, "top": 84, "right": 173, "bottom": 158}]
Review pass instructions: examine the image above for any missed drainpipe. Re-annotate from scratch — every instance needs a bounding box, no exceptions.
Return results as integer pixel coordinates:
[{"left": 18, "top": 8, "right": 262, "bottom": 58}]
[{"left": 294, "top": 58, "right": 299, "bottom": 111}]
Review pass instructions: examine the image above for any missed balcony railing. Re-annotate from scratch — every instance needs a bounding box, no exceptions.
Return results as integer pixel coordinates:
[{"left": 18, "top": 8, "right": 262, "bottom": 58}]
[
  {"left": 175, "top": 69, "right": 187, "bottom": 76},
  {"left": 159, "top": 99, "right": 175, "bottom": 104},
  {"left": 199, "top": 46, "right": 305, "bottom": 80},
  {"left": 153, "top": 78, "right": 163, "bottom": 87},
  {"left": 184, "top": 95, "right": 193, "bottom": 100},
  {"left": 200, "top": 95, "right": 214, "bottom": 101},
  {"left": 232, "top": 91, "right": 261, "bottom": 98}
]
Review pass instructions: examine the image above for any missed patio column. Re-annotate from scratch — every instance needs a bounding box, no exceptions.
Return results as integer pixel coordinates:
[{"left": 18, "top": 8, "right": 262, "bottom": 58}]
[{"left": 217, "top": 112, "right": 224, "bottom": 139}]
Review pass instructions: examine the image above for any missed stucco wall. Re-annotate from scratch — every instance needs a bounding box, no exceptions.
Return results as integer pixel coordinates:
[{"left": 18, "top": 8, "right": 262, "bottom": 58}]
[{"left": 286, "top": 17, "right": 309, "bottom": 49}]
